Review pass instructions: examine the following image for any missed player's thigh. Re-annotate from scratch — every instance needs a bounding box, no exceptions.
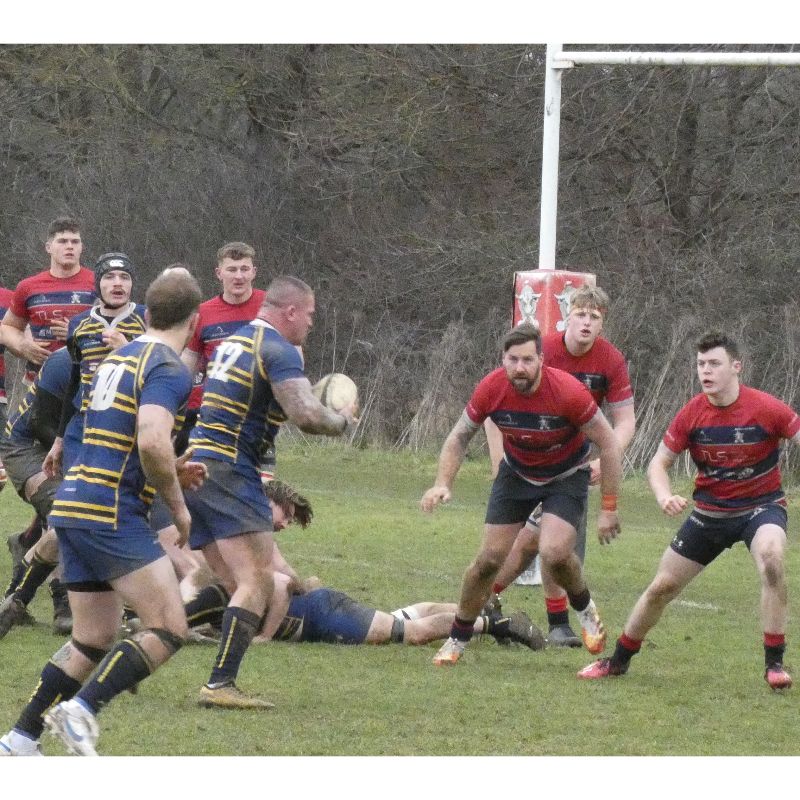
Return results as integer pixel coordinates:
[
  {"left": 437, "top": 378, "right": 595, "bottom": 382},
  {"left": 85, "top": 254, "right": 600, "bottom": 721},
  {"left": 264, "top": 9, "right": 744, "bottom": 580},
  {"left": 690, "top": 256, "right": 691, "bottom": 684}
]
[
  {"left": 538, "top": 513, "right": 577, "bottom": 561},
  {"left": 648, "top": 546, "right": 704, "bottom": 596},
  {"left": 749, "top": 523, "right": 787, "bottom": 574},
  {"left": 215, "top": 530, "right": 275, "bottom": 584},
  {"left": 112, "top": 555, "right": 186, "bottom": 631},
  {"left": 365, "top": 610, "right": 394, "bottom": 644},
  {"left": 479, "top": 522, "right": 526, "bottom": 565},
  {"left": 69, "top": 589, "right": 123, "bottom": 647}
]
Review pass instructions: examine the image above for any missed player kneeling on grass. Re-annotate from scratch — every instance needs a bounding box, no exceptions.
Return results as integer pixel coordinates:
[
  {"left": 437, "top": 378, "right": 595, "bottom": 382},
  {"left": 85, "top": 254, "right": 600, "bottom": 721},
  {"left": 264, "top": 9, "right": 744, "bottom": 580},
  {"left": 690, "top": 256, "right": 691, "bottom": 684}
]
[{"left": 579, "top": 331, "right": 797, "bottom": 691}]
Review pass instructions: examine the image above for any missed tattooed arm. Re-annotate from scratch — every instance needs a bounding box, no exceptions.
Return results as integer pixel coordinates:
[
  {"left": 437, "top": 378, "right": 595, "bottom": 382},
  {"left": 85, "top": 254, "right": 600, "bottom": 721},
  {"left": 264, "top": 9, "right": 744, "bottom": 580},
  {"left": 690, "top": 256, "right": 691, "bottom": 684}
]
[
  {"left": 420, "top": 412, "right": 480, "bottom": 512},
  {"left": 272, "top": 377, "right": 356, "bottom": 436}
]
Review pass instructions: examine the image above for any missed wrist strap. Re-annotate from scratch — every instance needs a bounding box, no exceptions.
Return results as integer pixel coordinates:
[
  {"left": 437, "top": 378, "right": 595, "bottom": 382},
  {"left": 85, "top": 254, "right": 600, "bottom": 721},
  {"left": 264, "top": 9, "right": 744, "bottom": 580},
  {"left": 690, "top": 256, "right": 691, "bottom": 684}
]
[{"left": 601, "top": 494, "right": 618, "bottom": 512}]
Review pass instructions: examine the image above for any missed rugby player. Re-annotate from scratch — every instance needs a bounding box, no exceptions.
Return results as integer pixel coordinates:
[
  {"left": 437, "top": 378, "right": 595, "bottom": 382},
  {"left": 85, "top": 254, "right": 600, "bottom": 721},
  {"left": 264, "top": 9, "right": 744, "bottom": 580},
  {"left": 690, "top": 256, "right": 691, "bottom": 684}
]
[
  {"left": 579, "top": 331, "right": 797, "bottom": 691},
  {"left": 422, "top": 322, "right": 623, "bottom": 665},
  {"left": 487, "top": 285, "right": 635, "bottom": 647},
  {"left": 0, "top": 267, "right": 205, "bottom": 757},
  {"left": 185, "top": 275, "right": 358, "bottom": 710}
]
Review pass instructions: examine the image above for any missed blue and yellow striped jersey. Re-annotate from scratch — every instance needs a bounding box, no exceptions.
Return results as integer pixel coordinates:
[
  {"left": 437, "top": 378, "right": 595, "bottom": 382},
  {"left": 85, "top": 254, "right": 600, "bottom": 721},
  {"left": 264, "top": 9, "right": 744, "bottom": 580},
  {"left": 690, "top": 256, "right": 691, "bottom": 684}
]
[
  {"left": 4, "top": 347, "right": 72, "bottom": 446},
  {"left": 49, "top": 337, "right": 191, "bottom": 531},
  {"left": 67, "top": 303, "right": 147, "bottom": 412},
  {"left": 189, "top": 320, "right": 305, "bottom": 470}
]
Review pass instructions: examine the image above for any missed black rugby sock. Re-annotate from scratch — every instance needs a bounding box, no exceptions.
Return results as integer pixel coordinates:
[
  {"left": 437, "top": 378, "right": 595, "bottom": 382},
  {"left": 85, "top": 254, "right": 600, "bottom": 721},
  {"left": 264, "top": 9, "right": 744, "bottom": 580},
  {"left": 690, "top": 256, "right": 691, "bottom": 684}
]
[
  {"left": 78, "top": 639, "right": 153, "bottom": 713},
  {"left": 208, "top": 606, "right": 262, "bottom": 686},
  {"left": 14, "top": 556, "right": 57, "bottom": 606},
  {"left": 16, "top": 661, "right": 82, "bottom": 739},
  {"left": 4, "top": 559, "right": 29, "bottom": 598},
  {"left": 185, "top": 583, "right": 230, "bottom": 628}
]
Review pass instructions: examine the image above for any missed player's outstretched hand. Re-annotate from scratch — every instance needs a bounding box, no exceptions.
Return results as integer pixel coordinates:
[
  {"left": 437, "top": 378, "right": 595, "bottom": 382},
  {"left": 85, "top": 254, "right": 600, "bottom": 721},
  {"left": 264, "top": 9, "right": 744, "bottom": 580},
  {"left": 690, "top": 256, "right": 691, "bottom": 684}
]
[
  {"left": 421, "top": 485, "right": 451, "bottom": 513},
  {"left": 658, "top": 494, "right": 688, "bottom": 517},
  {"left": 176, "top": 449, "right": 208, "bottom": 490},
  {"left": 597, "top": 509, "right": 621, "bottom": 544}
]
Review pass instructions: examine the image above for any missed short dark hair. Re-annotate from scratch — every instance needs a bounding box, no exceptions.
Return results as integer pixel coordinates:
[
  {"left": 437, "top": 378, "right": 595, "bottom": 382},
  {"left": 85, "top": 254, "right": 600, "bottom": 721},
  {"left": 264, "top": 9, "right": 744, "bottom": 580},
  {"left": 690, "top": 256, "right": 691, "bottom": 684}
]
[
  {"left": 264, "top": 480, "right": 313, "bottom": 529},
  {"left": 696, "top": 331, "right": 740, "bottom": 360},
  {"left": 503, "top": 322, "right": 541, "bottom": 354},
  {"left": 216, "top": 241, "right": 256, "bottom": 265},
  {"left": 263, "top": 276, "right": 313, "bottom": 307},
  {"left": 47, "top": 216, "right": 81, "bottom": 239},
  {"left": 145, "top": 265, "right": 202, "bottom": 330}
]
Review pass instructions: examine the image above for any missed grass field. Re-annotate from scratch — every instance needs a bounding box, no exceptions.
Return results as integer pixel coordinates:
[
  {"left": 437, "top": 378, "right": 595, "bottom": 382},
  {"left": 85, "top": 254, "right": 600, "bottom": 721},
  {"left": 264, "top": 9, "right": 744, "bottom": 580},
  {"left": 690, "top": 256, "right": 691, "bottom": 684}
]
[{"left": 1, "top": 441, "right": 799, "bottom": 766}]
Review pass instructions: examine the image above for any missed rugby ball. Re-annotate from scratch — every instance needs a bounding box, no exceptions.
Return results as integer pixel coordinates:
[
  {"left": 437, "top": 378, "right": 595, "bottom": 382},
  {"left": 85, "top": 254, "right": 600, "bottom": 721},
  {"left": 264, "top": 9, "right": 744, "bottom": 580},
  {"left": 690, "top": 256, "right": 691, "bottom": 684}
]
[{"left": 312, "top": 373, "right": 358, "bottom": 412}]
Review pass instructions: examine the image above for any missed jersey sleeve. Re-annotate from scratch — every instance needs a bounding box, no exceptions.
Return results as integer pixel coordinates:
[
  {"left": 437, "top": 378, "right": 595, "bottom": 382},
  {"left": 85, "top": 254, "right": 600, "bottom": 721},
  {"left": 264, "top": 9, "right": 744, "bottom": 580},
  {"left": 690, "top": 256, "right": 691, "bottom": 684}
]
[
  {"left": 9, "top": 282, "right": 29, "bottom": 320},
  {"left": 663, "top": 404, "right": 692, "bottom": 454},
  {"left": 261, "top": 336, "right": 306, "bottom": 384},
  {"left": 764, "top": 394, "right": 800, "bottom": 439},
  {"left": 604, "top": 347, "right": 634, "bottom": 405},
  {"left": 464, "top": 373, "right": 496, "bottom": 425}
]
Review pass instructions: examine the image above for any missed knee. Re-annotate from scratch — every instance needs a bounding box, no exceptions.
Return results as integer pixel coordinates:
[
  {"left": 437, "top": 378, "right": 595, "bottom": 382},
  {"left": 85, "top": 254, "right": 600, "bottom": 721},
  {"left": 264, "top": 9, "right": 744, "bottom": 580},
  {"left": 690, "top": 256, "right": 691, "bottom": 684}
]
[
  {"left": 758, "top": 549, "right": 785, "bottom": 588},
  {"left": 539, "top": 541, "right": 571, "bottom": 569},
  {"left": 472, "top": 550, "right": 505, "bottom": 579},
  {"left": 645, "top": 575, "right": 681, "bottom": 605}
]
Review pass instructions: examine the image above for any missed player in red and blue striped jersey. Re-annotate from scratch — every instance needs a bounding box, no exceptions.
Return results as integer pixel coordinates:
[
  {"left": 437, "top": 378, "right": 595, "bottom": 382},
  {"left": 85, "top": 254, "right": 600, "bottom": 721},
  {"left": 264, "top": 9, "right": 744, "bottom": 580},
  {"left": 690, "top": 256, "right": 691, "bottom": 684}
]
[
  {"left": 0, "top": 217, "right": 95, "bottom": 384},
  {"left": 421, "top": 322, "right": 623, "bottom": 666},
  {"left": 489, "top": 285, "right": 636, "bottom": 647},
  {"left": 0, "top": 285, "right": 13, "bottom": 490},
  {"left": 579, "top": 331, "right": 800, "bottom": 690},
  {"left": 177, "top": 241, "right": 265, "bottom": 453}
]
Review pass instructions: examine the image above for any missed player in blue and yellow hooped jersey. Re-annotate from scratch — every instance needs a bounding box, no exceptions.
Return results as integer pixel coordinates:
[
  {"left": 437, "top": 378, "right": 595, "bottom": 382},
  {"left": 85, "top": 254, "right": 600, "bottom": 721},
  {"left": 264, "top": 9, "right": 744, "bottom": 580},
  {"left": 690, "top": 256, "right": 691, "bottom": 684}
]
[
  {"left": 185, "top": 275, "right": 358, "bottom": 711},
  {"left": 0, "top": 348, "right": 73, "bottom": 638},
  {"left": 0, "top": 267, "right": 206, "bottom": 757},
  {"left": 44, "top": 252, "right": 146, "bottom": 478}
]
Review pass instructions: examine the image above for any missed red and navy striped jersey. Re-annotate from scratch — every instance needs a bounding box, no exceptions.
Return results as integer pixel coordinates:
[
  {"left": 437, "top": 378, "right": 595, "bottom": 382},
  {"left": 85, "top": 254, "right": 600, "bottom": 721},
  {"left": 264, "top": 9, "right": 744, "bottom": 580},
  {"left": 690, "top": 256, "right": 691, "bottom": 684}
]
[
  {"left": 49, "top": 337, "right": 191, "bottom": 530},
  {"left": 542, "top": 332, "right": 633, "bottom": 408},
  {"left": 0, "top": 286, "right": 12, "bottom": 402},
  {"left": 663, "top": 386, "right": 800, "bottom": 513},
  {"left": 9, "top": 267, "right": 96, "bottom": 381},
  {"left": 466, "top": 365, "right": 598, "bottom": 484},
  {"left": 188, "top": 320, "right": 305, "bottom": 471},
  {"left": 184, "top": 290, "right": 266, "bottom": 410},
  {"left": 66, "top": 303, "right": 147, "bottom": 412}
]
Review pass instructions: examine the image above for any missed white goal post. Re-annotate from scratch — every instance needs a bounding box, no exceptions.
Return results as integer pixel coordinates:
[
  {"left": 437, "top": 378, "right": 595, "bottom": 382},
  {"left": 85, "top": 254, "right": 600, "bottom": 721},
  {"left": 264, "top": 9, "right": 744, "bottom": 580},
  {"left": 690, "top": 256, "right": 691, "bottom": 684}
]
[{"left": 539, "top": 44, "right": 800, "bottom": 270}]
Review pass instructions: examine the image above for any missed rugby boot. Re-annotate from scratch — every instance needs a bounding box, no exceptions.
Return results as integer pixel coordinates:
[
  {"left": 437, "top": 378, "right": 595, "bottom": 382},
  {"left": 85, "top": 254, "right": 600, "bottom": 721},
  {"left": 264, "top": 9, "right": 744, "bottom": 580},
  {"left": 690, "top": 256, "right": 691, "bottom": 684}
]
[
  {"left": 0, "top": 595, "right": 26, "bottom": 639},
  {"left": 577, "top": 600, "right": 607, "bottom": 655},
  {"left": 44, "top": 699, "right": 99, "bottom": 756},
  {"left": 765, "top": 663, "right": 792, "bottom": 691},
  {"left": 432, "top": 636, "right": 466, "bottom": 666},
  {"left": 577, "top": 657, "right": 628, "bottom": 679},
  {"left": 199, "top": 681, "right": 275, "bottom": 710},
  {"left": 0, "top": 730, "right": 43, "bottom": 756},
  {"left": 547, "top": 623, "right": 582, "bottom": 648},
  {"left": 504, "top": 611, "right": 546, "bottom": 651}
]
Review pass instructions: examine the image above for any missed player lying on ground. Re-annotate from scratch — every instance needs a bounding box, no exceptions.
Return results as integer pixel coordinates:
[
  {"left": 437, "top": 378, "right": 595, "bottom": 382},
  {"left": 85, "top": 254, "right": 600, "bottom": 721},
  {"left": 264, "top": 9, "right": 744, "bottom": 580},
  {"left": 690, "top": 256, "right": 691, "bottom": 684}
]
[
  {"left": 251, "top": 571, "right": 545, "bottom": 650},
  {"left": 182, "top": 480, "right": 545, "bottom": 651}
]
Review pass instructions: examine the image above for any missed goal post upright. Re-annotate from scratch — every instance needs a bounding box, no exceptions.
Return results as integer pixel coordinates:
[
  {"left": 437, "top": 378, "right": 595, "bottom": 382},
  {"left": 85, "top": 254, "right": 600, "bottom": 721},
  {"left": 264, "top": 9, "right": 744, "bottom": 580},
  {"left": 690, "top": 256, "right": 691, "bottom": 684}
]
[{"left": 537, "top": 44, "right": 800, "bottom": 272}]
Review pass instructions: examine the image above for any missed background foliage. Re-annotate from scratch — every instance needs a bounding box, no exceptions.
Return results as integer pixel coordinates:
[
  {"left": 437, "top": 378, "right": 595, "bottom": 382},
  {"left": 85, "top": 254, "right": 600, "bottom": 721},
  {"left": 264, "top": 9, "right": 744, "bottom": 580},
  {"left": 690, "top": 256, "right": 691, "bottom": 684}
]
[{"left": 2, "top": 43, "right": 800, "bottom": 462}]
